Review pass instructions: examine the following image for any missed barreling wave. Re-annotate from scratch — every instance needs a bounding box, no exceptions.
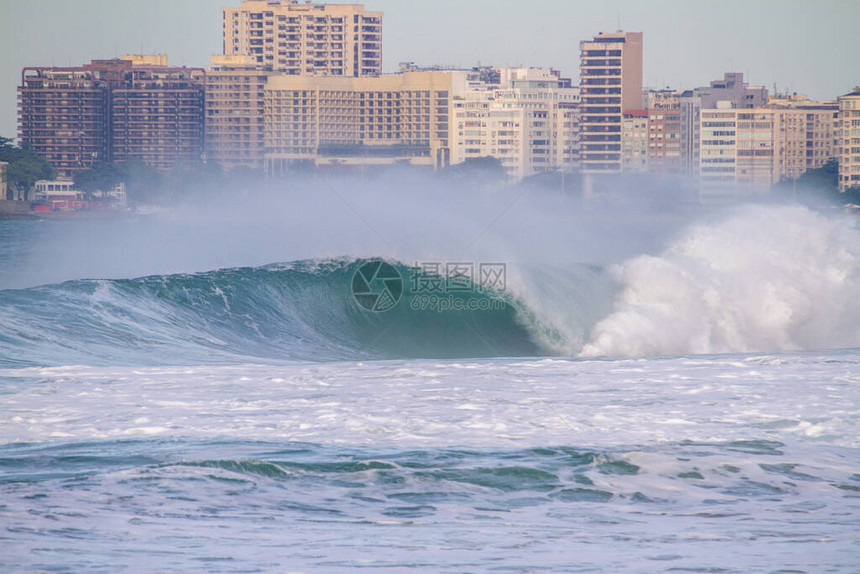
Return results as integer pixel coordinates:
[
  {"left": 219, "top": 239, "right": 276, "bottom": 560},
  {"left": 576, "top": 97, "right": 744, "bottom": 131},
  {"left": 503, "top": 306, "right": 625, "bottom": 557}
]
[
  {"left": 0, "top": 258, "right": 611, "bottom": 367},
  {"left": 2, "top": 205, "right": 858, "bottom": 367}
]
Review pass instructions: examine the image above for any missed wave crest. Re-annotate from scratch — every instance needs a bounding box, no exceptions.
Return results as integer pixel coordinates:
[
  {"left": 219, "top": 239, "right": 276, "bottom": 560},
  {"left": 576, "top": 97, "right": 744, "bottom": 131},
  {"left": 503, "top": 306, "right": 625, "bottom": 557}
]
[{"left": 581, "top": 205, "right": 860, "bottom": 357}]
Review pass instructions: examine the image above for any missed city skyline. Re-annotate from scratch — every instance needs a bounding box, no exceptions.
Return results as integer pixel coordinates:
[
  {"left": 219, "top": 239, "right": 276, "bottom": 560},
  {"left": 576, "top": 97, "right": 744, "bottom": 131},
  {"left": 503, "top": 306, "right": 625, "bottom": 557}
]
[{"left": 1, "top": 0, "right": 858, "bottom": 140}]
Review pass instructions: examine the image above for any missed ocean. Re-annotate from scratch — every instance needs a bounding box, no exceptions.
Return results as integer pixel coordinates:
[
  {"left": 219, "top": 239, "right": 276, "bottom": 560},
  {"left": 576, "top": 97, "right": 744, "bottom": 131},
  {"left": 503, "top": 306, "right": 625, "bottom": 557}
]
[{"left": 0, "top": 188, "right": 858, "bottom": 572}]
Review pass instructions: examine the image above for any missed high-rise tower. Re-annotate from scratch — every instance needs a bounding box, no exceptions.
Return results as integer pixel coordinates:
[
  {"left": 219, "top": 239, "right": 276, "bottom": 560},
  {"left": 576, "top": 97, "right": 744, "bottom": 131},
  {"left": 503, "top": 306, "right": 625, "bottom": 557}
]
[
  {"left": 579, "top": 31, "right": 643, "bottom": 175},
  {"left": 223, "top": 1, "right": 382, "bottom": 77}
]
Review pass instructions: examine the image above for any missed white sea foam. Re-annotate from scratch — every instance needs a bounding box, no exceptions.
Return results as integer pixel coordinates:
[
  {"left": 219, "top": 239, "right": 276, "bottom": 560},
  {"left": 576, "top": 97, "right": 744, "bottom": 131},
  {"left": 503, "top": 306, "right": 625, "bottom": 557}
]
[
  {"left": 581, "top": 205, "right": 860, "bottom": 357},
  {"left": 1, "top": 352, "right": 858, "bottom": 449}
]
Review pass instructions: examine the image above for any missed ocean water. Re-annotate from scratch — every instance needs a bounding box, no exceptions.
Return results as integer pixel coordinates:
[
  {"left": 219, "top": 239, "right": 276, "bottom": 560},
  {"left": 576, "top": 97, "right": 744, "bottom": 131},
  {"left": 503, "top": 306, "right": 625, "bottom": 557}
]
[{"left": 1, "top": 198, "right": 859, "bottom": 572}]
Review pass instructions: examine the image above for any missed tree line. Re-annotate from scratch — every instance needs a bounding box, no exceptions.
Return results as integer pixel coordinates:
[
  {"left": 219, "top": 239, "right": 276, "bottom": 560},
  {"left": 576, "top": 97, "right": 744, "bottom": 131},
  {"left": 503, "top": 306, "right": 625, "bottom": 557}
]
[{"left": 0, "top": 136, "right": 54, "bottom": 200}]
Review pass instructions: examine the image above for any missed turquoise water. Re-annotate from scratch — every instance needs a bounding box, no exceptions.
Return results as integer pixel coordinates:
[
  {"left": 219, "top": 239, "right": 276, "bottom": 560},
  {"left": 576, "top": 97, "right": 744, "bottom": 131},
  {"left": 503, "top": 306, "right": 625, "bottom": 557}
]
[
  {"left": 1, "top": 207, "right": 859, "bottom": 572},
  {"left": 1, "top": 356, "right": 858, "bottom": 572}
]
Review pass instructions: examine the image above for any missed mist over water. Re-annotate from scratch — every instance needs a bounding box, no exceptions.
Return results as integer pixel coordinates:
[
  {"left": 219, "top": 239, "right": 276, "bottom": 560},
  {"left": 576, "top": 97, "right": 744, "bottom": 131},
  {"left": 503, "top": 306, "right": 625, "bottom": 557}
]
[
  {"left": 1, "top": 172, "right": 859, "bottom": 361},
  {"left": 0, "top": 170, "right": 686, "bottom": 290}
]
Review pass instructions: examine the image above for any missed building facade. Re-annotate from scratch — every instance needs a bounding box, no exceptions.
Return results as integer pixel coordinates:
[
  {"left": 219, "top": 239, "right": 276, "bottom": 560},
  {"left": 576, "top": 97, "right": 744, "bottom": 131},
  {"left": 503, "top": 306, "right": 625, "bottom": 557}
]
[
  {"left": 645, "top": 91, "right": 682, "bottom": 176},
  {"left": 679, "top": 96, "right": 702, "bottom": 181},
  {"left": 18, "top": 58, "right": 206, "bottom": 176},
  {"left": 579, "top": 31, "right": 643, "bottom": 175},
  {"left": 621, "top": 109, "right": 648, "bottom": 172},
  {"left": 263, "top": 71, "right": 461, "bottom": 175},
  {"left": 696, "top": 98, "right": 838, "bottom": 201},
  {"left": 695, "top": 72, "right": 768, "bottom": 109},
  {"left": 18, "top": 62, "right": 119, "bottom": 176},
  {"left": 109, "top": 66, "right": 206, "bottom": 171},
  {"left": 450, "top": 67, "right": 580, "bottom": 180},
  {"left": 223, "top": 0, "right": 382, "bottom": 77},
  {"left": 837, "top": 87, "right": 860, "bottom": 192},
  {"left": 679, "top": 72, "right": 768, "bottom": 181},
  {"left": 698, "top": 105, "right": 738, "bottom": 201},
  {"left": 205, "top": 55, "right": 272, "bottom": 171},
  {"left": 767, "top": 94, "right": 838, "bottom": 181}
]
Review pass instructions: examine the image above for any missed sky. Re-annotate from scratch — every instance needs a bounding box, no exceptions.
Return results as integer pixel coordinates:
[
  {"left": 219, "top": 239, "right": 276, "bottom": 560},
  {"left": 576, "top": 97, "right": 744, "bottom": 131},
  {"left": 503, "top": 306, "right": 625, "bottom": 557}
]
[{"left": 0, "top": 0, "right": 857, "bottom": 140}]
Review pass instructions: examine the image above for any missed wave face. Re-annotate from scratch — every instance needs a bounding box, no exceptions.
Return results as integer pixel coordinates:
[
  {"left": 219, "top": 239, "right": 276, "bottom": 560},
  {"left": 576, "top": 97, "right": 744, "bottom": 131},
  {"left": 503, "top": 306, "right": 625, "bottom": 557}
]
[
  {"left": 0, "top": 259, "right": 612, "bottom": 367},
  {"left": 1, "top": 205, "right": 859, "bottom": 366},
  {"left": 582, "top": 205, "right": 860, "bottom": 357}
]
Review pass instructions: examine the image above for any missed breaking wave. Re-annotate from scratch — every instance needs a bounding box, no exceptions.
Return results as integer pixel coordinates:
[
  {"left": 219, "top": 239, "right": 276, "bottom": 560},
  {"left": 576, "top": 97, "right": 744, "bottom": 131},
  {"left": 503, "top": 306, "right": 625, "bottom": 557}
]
[{"left": 1, "top": 204, "right": 858, "bottom": 366}]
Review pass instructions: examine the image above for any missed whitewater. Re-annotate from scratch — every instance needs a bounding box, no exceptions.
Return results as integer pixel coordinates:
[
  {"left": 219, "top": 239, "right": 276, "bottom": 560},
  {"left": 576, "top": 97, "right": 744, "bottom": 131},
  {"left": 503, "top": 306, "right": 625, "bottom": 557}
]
[{"left": 1, "top": 181, "right": 859, "bottom": 572}]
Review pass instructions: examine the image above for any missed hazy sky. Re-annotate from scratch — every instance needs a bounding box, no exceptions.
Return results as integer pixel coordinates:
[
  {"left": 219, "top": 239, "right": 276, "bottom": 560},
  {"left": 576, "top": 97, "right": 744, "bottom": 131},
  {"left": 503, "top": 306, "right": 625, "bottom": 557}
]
[{"left": 1, "top": 0, "right": 857, "bottom": 139}]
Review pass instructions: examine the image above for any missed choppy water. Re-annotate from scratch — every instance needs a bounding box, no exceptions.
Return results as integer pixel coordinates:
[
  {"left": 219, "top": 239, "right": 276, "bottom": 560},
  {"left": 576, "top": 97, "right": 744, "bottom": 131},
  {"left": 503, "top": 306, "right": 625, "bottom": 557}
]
[
  {"left": 1, "top": 355, "right": 859, "bottom": 572},
  {"left": 1, "top": 202, "right": 859, "bottom": 572}
]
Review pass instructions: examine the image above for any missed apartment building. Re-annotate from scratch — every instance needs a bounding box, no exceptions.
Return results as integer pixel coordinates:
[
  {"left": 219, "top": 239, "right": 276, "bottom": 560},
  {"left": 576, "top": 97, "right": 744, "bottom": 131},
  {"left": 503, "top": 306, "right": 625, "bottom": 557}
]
[
  {"left": 206, "top": 55, "right": 273, "bottom": 170},
  {"left": 223, "top": 0, "right": 382, "bottom": 77},
  {"left": 697, "top": 99, "right": 837, "bottom": 201},
  {"left": 699, "top": 106, "right": 784, "bottom": 200},
  {"left": 621, "top": 110, "right": 648, "bottom": 172},
  {"left": 109, "top": 66, "right": 206, "bottom": 171},
  {"left": 645, "top": 90, "right": 682, "bottom": 176},
  {"left": 18, "top": 62, "right": 118, "bottom": 176},
  {"left": 18, "top": 58, "right": 205, "bottom": 176},
  {"left": 680, "top": 72, "right": 768, "bottom": 181},
  {"left": 579, "top": 31, "right": 643, "bottom": 175},
  {"left": 263, "top": 71, "right": 461, "bottom": 175},
  {"left": 838, "top": 87, "right": 860, "bottom": 192},
  {"left": 767, "top": 93, "right": 838, "bottom": 181},
  {"left": 450, "top": 67, "right": 580, "bottom": 180},
  {"left": 735, "top": 108, "right": 777, "bottom": 188},
  {"left": 698, "top": 105, "right": 739, "bottom": 201}
]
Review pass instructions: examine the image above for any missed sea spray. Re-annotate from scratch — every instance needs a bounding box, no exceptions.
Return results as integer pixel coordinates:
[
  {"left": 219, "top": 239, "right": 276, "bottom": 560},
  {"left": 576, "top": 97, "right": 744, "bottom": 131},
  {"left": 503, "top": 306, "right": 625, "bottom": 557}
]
[{"left": 581, "top": 204, "right": 860, "bottom": 357}]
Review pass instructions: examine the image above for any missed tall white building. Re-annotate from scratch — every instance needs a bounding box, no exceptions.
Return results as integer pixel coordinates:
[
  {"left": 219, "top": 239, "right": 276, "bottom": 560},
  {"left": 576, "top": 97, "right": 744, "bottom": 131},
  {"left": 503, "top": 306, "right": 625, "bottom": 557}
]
[
  {"left": 450, "top": 67, "right": 580, "bottom": 180},
  {"left": 837, "top": 87, "right": 860, "bottom": 192}
]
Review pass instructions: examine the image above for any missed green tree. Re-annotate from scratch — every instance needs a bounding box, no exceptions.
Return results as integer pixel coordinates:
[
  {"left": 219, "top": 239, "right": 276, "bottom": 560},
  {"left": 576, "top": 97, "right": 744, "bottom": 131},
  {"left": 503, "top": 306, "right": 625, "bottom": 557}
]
[
  {"left": 74, "top": 161, "right": 125, "bottom": 199},
  {"left": 0, "top": 136, "right": 55, "bottom": 200},
  {"left": 120, "top": 160, "right": 163, "bottom": 205},
  {"left": 439, "top": 156, "right": 507, "bottom": 187},
  {"left": 773, "top": 159, "right": 860, "bottom": 206}
]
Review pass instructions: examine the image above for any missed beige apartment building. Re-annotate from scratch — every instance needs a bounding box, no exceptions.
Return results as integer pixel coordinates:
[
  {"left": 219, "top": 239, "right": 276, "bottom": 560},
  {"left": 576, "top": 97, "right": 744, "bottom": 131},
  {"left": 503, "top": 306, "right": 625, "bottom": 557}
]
[
  {"left": 206, "top": 55, "right": 273, "bottom": 170},
  {"left": 837, "top": 87, "right": 860, "bottom": 192},
  {"left": 263, "top": 71, "right": 461, "bottom": 175},
  {"left": 223, "top": 0, "right": 382, "bottom": 77},
  {"left": 698, "top": 105, "right": 743, "bottom": 202},
  {"left": 698, "top": 99, "right": 838, "bottom": 201},
  {"left": 109, "top": 65, "right": 206, "bottom": 171},
  {"left": 450, "top": 67, "right": 580, "bottom": 180},
  {"left": 768, "top": 93, "right": 838, "bottom": 181},
  {"left": 19, "top": 58, "right": 205, "bottom": 177},
  {"left": 735, "top": 108, "right": 777, "bottom": 188},
  {"left": 621, "top": 110, "right": 648, "bottom": 172},
  {"left": 699, "top": 106, "right": 782, "bottom": 200},
  {"left": 579, "top": 31, "right": 643, "bottom": 175},
  {"left": 645, "top": 91, "right": 682, "bottom": 176}
]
